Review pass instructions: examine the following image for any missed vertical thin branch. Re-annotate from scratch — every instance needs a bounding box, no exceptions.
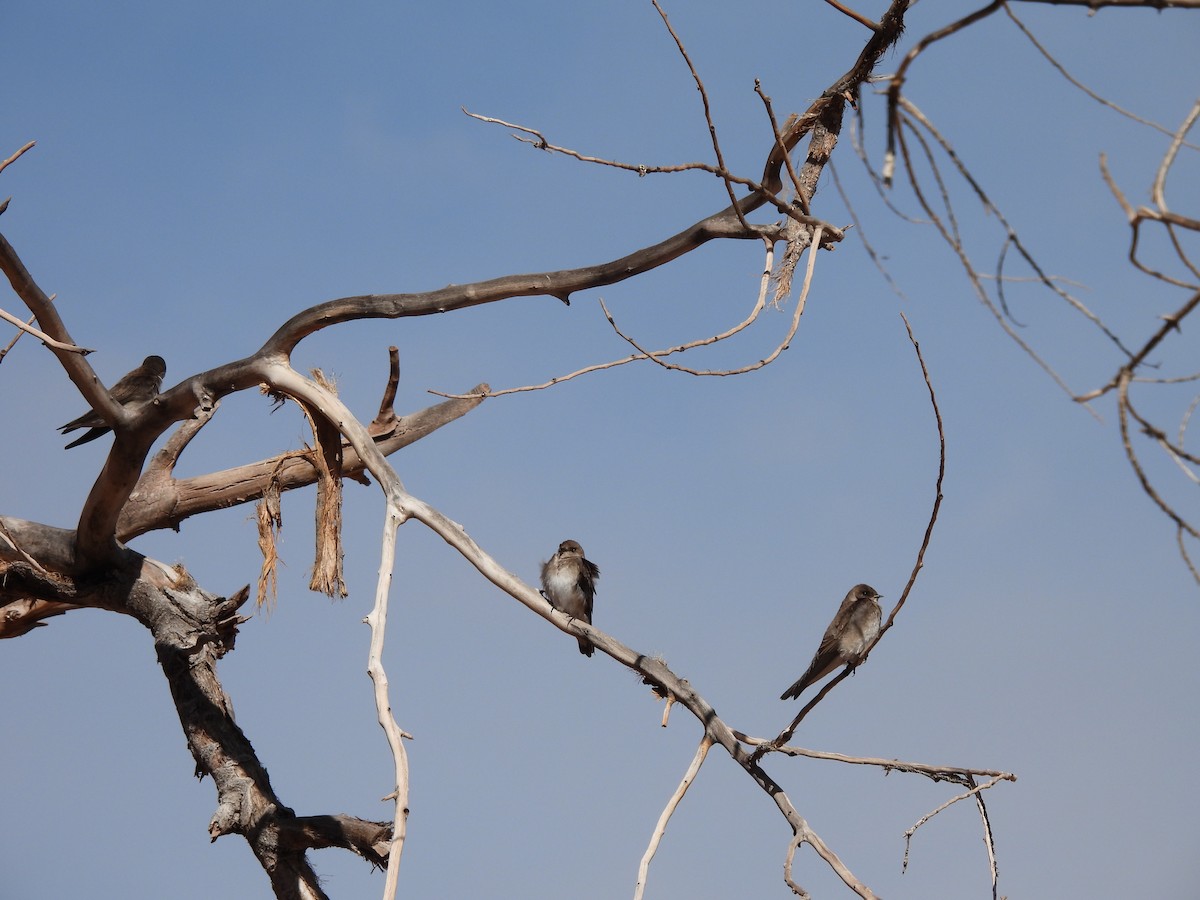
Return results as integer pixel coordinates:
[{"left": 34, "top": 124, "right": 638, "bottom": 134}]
[
  {"left": 902, "top": 774, "right": 1006, "bottom": 898},
  {"left": 651, "top": 0, "right": 751, "bottom": 231},
  {"left": 366, "top": 502, "right": 411, "bottom": 900},
  {"left": 765, "top": 310, "right": 945, "bottom": 749},
  {"left": 633, "top": 736, "right": 713, "bottom": 900},
  {"left": 264, "top": 364, "right": 415, "bottom": 900},
  {"left": 1178, "top": 526, "right": 1200, "bottom": 586},
  {"left": 755, "top": 82, "right": 810, "bottom": 215},
  {"left": 973, "top": 784, "right": 1000, "bottom": 900},
  {"left": 884, "top": 1, "right": 1005, "bottom": 184},
  {"left": 783, "top": 835, "right": 812, "bottom": 899},
  {"left": 879, "top": 312, "right": 945, "bottom": 636},
  {"left": 1151, "top": 98, "right": 1200, "bottom": 214}
]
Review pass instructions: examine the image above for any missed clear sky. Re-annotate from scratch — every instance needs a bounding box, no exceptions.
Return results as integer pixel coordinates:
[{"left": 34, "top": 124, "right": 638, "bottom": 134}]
[{"left": 3, "top": 2, "right": 1199, "bottom": 898}]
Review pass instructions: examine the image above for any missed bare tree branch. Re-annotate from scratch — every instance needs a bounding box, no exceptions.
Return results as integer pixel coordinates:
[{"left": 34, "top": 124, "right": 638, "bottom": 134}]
[
  {"left": 1011, "top": 0, "right": 1200, "bottom": 7},
  {"left": 760, "top": 311, "right": 945, "bottom": 751},
  {"left": 1004, "top": 4, "right": 1200, "bottom": 142},
  {"left": 1, "top": 3, "right": 1047, "bottom": 896},
  {"left": 0, "top": 140, "right": 35, "bottom": 176},
  {"left": 902, "top": 776, "right": 1007, "bottom": 876},
  {"left": 651, "top": 0, "right": 752, "bottom": 232},
  {"left": 822, "top": 0, "right": 880, "bottom": 31},
  {"left": 634, "top": 736, "right": 713, "bottom": 900},
  {"left": 0, "top": 300, "right": 89, "bottom": 354},
  {"left": 604, "top": 227, "right": 822, "bottom": 376}
]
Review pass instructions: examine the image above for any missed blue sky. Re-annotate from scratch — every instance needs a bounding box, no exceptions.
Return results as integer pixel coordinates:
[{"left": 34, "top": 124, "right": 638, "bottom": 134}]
[{"left": 3, "top": 2, "right": 1199, "bottom": 898}]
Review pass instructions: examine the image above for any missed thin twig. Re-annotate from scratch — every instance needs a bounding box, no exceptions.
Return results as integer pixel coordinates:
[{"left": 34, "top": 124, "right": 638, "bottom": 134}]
[
  {"left": 849, "top": 114, "right": 928, "bottom": 225},
  {"left": 822, "top": 0, "right": 879, "bottom": 30},
  {"left": 603, "top": 245, "right": 775, "bottom": 369},
  {"left": 368, "top": 501, "right": 411, "bottom": 900},
  {"left": 974, "top": 785, "right": 1000, "bottom": 900},
  {"left": 1116, "top": 371, "right": 1200, "bottom": 539},
  {"left": 262, "top": 365, "right": 415, "bottom": 900},
  {"left": 783, "top": 836, "right": 812, "bottom": 900},
  {"left": 0, "top": 302, "right": 90, "bottom": 354},
  {"left": 764, "top": 311, "right": 945, "bottom": 751},
  {"left": 902, "top": 776, "right": 1007, "bottom": 874},
  {"left": 434, "top": 241, "right": 787, "bottom": 398},
  {"left": 1077, "top": 289, "right": 1200, "bottom": 403},
  {"left": 881, "top": 313, "right": 945, "bottom": 636},
  {"left": 0, "top": 141, "right": 35, "bottom": 177},
  {"left": 1178, "top": 393, "right": 1200, "bottom": 448},
  {"left": 737, "top": 735, "right": 1015, "bottom": 782},
  {"left": 602, "top": 234, "right": 820, "bottom": 377},
  {"left": 461, "top": 108, "right": 839, "bottom": 234},
  {"left": 633, "top": 736, "right": 712, "bottom": 900},
  {"left": 829, "top": 160, "right": 911, "bottom": 302},
  {"left": 0, "top": 311, "right": 36, "bottom": 363},
  {"left": 463, "top": 108, "right": 713, "bottom": 176},
  {"left": 897, "top": 98, "right": 1133, "bottom": 358},
  {"left": 884, "top": 2, "right": 1007, "bottom": 185},
  {"left": 755, "top": 81, "right": 810, "bottom": 215},
  {"left": 1005, "top": 5, "right": 1200, "bottom": 146},
  {"left": 892, "top": 109, "right": 1088, "bottom": 406},
  {"left": 651, "top": 0, "right": 751, "bottom": 232},
  {"left": 1177, "top": 526, "right": 1200, "bottom": 587},
  {"left": 1098, "top": 153, "right": 1199, "bottom": 290},
  {"left": 1006, "top": 0, "right": 1200, "bottom": 6}
]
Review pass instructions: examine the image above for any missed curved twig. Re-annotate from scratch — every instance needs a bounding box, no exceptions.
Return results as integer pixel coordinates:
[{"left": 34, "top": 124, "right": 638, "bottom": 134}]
[
  {"left": 434, "top": 242, "right": 779, "bottom": 398},
  {"left": 1005, "top": 5, "right": 1200, "bottom": 144},
  {"left": 603, "top": 227, "right": 821, "bottom": 377},
  {"left": 902, "top": 776, "right": 1006, "bottom": 876},
  {"left": 764, "top": 311, "right": 945, "bottom": 750}
]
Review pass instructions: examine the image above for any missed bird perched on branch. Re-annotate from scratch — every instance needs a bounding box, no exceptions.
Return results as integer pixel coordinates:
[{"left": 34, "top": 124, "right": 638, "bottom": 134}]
[
  {"left": 58, "top": 355, "right": 166, "bottom": 449},
  {"left": 540, "top": 539, "right": 600, "bottom": 657},
  {"left": 780, "top": 583, "right": 882, "bottom": 701}
]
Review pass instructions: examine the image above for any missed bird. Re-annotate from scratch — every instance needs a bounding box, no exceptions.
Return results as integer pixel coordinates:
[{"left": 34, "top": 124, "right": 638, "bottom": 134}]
[
  {"left": 58, "top": 355, "right": 166, "bottom": 449},
  {"left": 540, "top": 539, "right": 600, "bottom": 657},
  {"left": 780, "top": 583, "right": 882, "bottom": 701}
]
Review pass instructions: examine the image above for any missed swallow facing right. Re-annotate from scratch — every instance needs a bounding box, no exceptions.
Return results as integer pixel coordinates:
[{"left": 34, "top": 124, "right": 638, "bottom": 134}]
[
  {"left": 780, "top": 583, "right": 882, "bottom": 701},
  {"left": 58, "top": 355, "right": 166, "bottom": 449}
]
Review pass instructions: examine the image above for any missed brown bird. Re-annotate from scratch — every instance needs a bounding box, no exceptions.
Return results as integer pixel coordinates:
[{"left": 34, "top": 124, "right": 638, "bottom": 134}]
[
  {"left": 780, "top": 583, "right": 882, "bottom": 701},
  {"left": 58, "top": 355, "right": 166, "bottom": 449},
  {"left": 540, "top": 539, "right": 600, "bottom": 657}
]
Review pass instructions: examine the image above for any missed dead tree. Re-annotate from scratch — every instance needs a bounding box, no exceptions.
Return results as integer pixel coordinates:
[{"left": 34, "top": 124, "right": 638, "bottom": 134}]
[{"left": 4, "top": 1, "right": 1194, "bottom": 897}]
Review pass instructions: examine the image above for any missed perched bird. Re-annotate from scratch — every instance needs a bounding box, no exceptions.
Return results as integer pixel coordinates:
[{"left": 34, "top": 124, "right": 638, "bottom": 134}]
[
  {"left": 780, "top": 583, "right": 882, "bottom": 701},
  {"left": 58, "top": 355, "right": 166, "bottom": 449},
  {"left": 540, "top": 539, "right": 600, "bottom": 657}
]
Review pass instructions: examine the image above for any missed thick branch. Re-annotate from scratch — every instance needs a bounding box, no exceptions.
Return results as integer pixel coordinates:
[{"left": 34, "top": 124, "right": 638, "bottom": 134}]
[
  {"left": 262, "top": 1, "right": 912, "bottom": 358},
  {"left": 1, "top": 0, "right": 910, "bottom": 576},
  {"left": 259, "top": 212, "right": 778, "bottom": 355},
  {"left": 117, "top": 387, "right": 486, "bottom": 540},
  {"left": 0, "top": 529, "right": 377, "bottom": 896},
  {"left": 0, "top": 232, "right": 136, "bottom": 432},
  {"left": 277, "top": 814, "right": 392, "bottom": 868}
]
